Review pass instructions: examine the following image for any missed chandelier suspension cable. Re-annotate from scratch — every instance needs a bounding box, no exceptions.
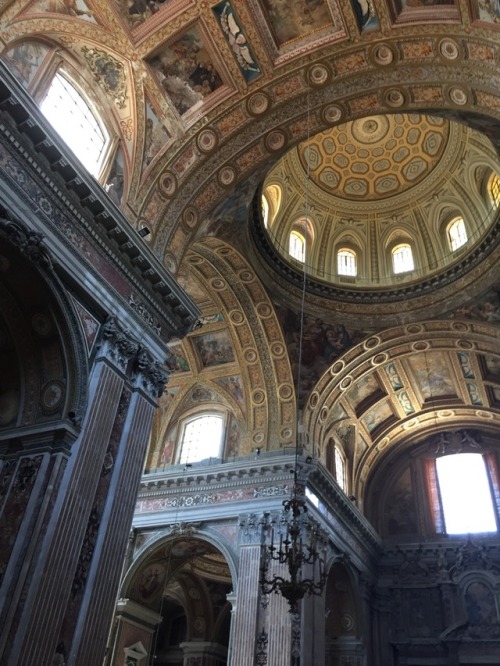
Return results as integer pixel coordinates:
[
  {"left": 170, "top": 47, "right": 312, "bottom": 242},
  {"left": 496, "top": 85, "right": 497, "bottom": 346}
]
[{"left": 260, "top": 89, "right": 327, "bottom": 615}]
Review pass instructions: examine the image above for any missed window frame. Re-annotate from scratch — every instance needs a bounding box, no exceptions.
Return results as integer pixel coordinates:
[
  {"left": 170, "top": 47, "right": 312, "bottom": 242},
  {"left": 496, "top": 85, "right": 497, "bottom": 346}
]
[
  {"left": 176, "top": 412, "right": 225, "bottom": 465},
  {"left": 289, "top": 229, "right": 306, "bottom": 263},
  {"left": 391, "top": 242, "right": 415, "bottom": 274},
  {"left": 337, "top": 248, "right": 357, "bottom": 277},
  {"left": 39, "top": 67, "right": 114, "bottom": 179},
  {"left": 447, "top": 217, "right": 468, "bottom": 252}
]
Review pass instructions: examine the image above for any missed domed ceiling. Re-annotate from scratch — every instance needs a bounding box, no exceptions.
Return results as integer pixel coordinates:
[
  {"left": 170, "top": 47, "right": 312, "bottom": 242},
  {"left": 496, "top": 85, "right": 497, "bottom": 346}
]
[
  {"left": 262, "top": 112, "right": 499, "bottom": 290},
  {"left": 299, "top": 114, "right": 449, "bottom": 200}
]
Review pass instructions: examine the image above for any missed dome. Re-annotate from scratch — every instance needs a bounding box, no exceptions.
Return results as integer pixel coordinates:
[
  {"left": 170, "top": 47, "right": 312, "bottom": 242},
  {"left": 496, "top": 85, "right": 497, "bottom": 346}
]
[{"left": 261, "top": 113, "right": 499, "bottom": 292}]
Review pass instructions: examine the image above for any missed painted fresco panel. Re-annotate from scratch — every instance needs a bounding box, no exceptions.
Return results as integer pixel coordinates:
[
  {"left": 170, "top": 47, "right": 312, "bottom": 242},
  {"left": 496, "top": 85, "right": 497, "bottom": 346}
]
[
  {"left": 346, "top": 373, "right": 382, "bottom": 409},
  {"left": 360, "top": 400, "right": 393, "bottom": 433},
  {"left": 407, "top": 352, "right": 455, "bottom": 399},
  {"left": 477, "top": 0, "right": 500, "bottom": 22},
  {"left": 143, "top": 102, "right": 170, "bottom": 169},
  {"left": 2, "top": 41, "right": 49, "bottom": 88},
  {"left": 191, "top": 330, "right": 235, "bottom": 367},
  {"left": 214, "top": 1, "right": 261, "bottom": 82},
  {"left": 258, "top": 0, "right": 333, "bottom": 47},
  {"left": 29, "top": 0, "right": 95, "bottom": 20},
  {"left": 114, "top": 0, "right": 174, "bottom": 27},
  {"left": 352, "top": 0, "right": 379, "bottom": 30},
  {"left": 147, "top": 28, "right": 224, "bottom": 116}
]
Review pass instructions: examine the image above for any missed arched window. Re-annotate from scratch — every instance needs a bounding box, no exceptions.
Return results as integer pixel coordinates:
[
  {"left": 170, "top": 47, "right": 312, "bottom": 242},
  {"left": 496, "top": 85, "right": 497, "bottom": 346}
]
[
  {"left": 261, "top": 195, "right": 269, "bottom": 228},
  {"left": 447, "top": 217, "right": 467, "bottom": 251},
  {"left": 40, "top": 72, "right": 110, "bottom": 178},
  {"left": 337, "top": 249, "right": 357, "bottom": 277},
  {"left": 392, "top": 243, "right": 414, "bottom": 274},
  {"left": 335, "top": 447, "right": 347, "bottom": 492},
  {"left": 489, "top": 173, "right": 500, "bottom": 207},
  {"left": 435, "top": 453, "right": 496, "bottom": 534},
  {"left": 289, "top": 230, "right": 306, "bottom": 262},
  {"left": 178, "top": 414, "right": 224, "bottom": 464}
]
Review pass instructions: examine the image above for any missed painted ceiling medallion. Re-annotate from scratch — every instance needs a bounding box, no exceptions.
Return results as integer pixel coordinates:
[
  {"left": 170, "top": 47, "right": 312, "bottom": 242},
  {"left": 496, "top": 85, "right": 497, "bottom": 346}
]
[
  {"left": 247, "top": 92, "right": 270, "bottom": 116},
  {"left": 159, "top": 171, "right": 177, "bottom": 197},
  {"left": 218, "top": 165, "right": 236, "bottom": 186},
  {"left": 307, "top": 63, "right": 330, "bottom": 86},
  {"left": 265, "top": 130, "right": 286, "bottom": 152},
  {"left": 322, "top": 104, "right": 342, "bottom": 125},
  {"left": 439, "top": 38, "right": 460, "bottom": 60},
  {"left": 384, "top": 89, "right": 405, "bottom": 108},
  {"left": 372, "top": 44, "right": 394, "bottom": 65},
  {"left": 197, "top": 128, "right": 219, "bottom": 154},
  {"left": 449, "top": 87, "right": 468, "bottom": 106}
]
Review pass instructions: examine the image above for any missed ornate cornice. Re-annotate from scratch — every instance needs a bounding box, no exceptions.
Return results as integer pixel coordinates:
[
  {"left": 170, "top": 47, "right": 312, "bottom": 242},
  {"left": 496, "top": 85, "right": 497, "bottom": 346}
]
[{"left": 0, "top": 62, "right": 198, "bottom": 340}]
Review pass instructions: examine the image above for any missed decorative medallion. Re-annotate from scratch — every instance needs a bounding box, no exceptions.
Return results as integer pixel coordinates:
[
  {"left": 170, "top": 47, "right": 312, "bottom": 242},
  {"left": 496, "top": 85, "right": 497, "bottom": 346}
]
[
  {"left": 384, "top": 89, "right": 405, "bottom": 108},
  {"left": 218, "top": 166, "right": 236, "bottom": 187},
  {"left": 41, "top": 380, "right": 65, "bottom": 413},
  {"left": 271, "top": 342, "right": 285, "bottom": 356},
  {"left": 372, "top": 353, "right": 388, "bottom": 365},
  {"left": 211, "top": 278, "right": 226, "bottom": 290},
  {"left": 331, "top": 360, "right": 345, "bottom": 374},
  {"left": 320, "top": 406, "right": 329, "bottom": 423},
  {"left": 197, "top": 129, "right": 219, "bottom": 154},
  {"left": 247, "top": 92, "right": 270, "bottom": 116},
  {"left": 244, "top": 349, "right": 257, "bottom": 363},
  {"left": 252, "top": 389, "right": 265, "bottom": 404},
  {"left": 183, "top": 207, "right": 199, "bottom": 229},
  {"left": 340, "top": 376, "right": 353, "bottom": 390},
  {"left": 449, "top": 87, "right": 468, "bottom": 106},
  {"left": 322, "top": 104, "right": 343, "bottom": 125},
  {"left": 279, "top": 384, "right": 293, "bottom": 400},
  {"left": 265, "top": 130, "right": 286, "bottom": 152},
  {"left": 81, "top": 47, "right": 128, "bottom": 109},
  {"left": 239, "top": 270, "right": 254, "bottom": 282},
  {"left": 439, "top": 39, "right": 460, "bottom": 60},
  {"left": 253, "top": 431, "right": 264, "bottom": 444},
  {"left": 307, "top": 63, "right": 330, "bottom": 87},
  {"left": 364, "top": 336, "right": 381, "bottom": 350},
  {"left": 229, "top": 310, "right": 245, "bottom": 324},
  {"left": 256, "top": 303, "right": 272, "bottom": 317},
  {"left": 281, "top": 426, "right": 293, "bottom": 439},
  {"left": 159, "top": 171, "right": 177, "bottom": 197},
  {"left": 372, "top": 43, "right": 394, "bottom": 66},
  {"left": 412, "top": 341, "right": 430, "bottom": 351}
]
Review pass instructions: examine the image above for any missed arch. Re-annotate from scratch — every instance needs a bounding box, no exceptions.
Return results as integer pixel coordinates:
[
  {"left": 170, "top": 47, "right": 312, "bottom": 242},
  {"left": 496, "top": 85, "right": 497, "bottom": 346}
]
[
  {"left": 0, "top": 220, "right": 88, "bottom": 431},
  {"left": 446, "top": 216, "right": 468, "bottom": 252},
  {"left": 391, "top": 242, "right": 414, "bottom": 274}
]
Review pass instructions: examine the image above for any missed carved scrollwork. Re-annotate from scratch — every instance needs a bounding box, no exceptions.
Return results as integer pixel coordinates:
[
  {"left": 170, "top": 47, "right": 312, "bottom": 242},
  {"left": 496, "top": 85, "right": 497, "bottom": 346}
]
[
  {"left": 0, "top": 217, "right": 52, "bottom": 269},
  {"left": 98, "top": 316, "right": 139, "bottom": 370}
]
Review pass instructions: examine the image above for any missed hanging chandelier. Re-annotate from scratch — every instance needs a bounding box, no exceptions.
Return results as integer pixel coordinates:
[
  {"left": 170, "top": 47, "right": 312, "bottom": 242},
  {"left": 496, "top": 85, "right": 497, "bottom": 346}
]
[{"left": 259, "top": 476, "right": 327, "bottom": 613}]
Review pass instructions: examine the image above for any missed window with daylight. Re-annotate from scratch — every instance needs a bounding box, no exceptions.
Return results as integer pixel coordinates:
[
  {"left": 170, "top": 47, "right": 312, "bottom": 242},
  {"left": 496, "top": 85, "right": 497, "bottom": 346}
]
[
  {"left": 178, "top": 415, "right": 224, "bottom": 465},
  {"left": 392, "top": 243, "right": 414, "bottom": 274},
  {"left": 40, "top": 72, "right": 109, "bottom": 177},
  {"left": 447, "top": 217, "right": 468, "bottom": 251},
  {"left": 289, "top": 230, "right": 306, "bottom": 262},
  {"left": 337, "top": 249, "right": 357, "bottom": 277},
  {"left": 489, "top": 174, "right": 500, "bottom": 207},
  {"left": 436, "top": 453, "right": 497, "bottom": 534},
  {"left": 261, "top": 195, "right": 269, "bottom": 228},
  {"left": 335, "top": 447, "right": 346, "bottom": 492}
]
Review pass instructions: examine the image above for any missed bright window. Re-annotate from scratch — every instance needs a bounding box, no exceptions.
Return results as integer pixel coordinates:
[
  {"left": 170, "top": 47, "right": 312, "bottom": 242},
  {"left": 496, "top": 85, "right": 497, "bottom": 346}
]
[
  {"left": 261, "top": 195, "right": 269, "bottom": 228},
  {"left": 436, "top": 453, "right": 496, "bottom": 534},
  {"left": 392, "top": 243, "right": 414, "bottom": 274},
  {"left": 289, "top": 230, "right": 305, "bottom": 262},
  {"left": 337, "top": 249, "right": 357, "bottom": 277},
  {"left": 489, "top": 174, "right": 500, "bottom": 207},
  {"left": 40, "top": 72, "right": 109, "bottom": 177},
  {"left": 335, "top": 448, "right": 346, "bottom": 492},
  {"left": 447, "top": 217, "right": 467, "bottom": 251},
  {"left": 178, "top": 415, "right": 224, "bottom": 464}
]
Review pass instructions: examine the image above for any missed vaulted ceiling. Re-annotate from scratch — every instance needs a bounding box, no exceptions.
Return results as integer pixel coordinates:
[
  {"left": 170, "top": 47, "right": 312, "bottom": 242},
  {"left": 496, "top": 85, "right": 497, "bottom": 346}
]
[{"left": 3, "top": 0, "right": 500, "bottom": 493}]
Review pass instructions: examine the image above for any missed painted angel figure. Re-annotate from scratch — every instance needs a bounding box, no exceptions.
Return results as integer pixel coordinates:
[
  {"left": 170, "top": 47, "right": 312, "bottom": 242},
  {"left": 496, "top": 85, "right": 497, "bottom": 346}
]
[{"left": 220, "top": 3, "right": 259, "bottom": 72}]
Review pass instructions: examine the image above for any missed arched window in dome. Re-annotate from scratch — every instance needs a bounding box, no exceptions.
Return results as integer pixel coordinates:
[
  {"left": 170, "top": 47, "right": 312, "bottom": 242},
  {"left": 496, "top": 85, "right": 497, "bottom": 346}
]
[
  {"left": 40, "top": 71, "right": 110, "bottom": 178},
  {"left": 335, "top": 447, "right": 347, "bottom": 492},
  {"left": 337, "top": 249, "right": 357, "bottom": 277},
  {"left": 178, "top": 414, "right": 224, "bottom": 465},
  {"left": 447, "top": 217, "right": 468, "bottom": 251},
  {"left": 435, "top": 453, "right": 496, "bottom": 534},
  {"left": 261, "top": 195, "right": 269, "bottom": 228},
  {"left": 289, "top": 230, "right": 306, "bottom": 262},
  {"left": 391, "top": 243, "right": 414, "bottom": 274},
  {"left": 489, "top": 173, "right": 500, "bottom": 207}
]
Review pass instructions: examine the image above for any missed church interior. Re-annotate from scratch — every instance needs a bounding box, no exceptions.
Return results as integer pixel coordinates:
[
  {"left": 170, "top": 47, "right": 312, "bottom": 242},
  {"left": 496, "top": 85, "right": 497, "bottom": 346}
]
[{"left": 1, "top": 0, "right": 500, "bottom": 664}]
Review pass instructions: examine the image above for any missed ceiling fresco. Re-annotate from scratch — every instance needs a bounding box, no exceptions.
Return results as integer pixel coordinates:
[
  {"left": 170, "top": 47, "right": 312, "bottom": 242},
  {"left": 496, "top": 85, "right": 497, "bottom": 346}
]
[{"left": 2, "top": 0, "right": 500, "bottom": 491}]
